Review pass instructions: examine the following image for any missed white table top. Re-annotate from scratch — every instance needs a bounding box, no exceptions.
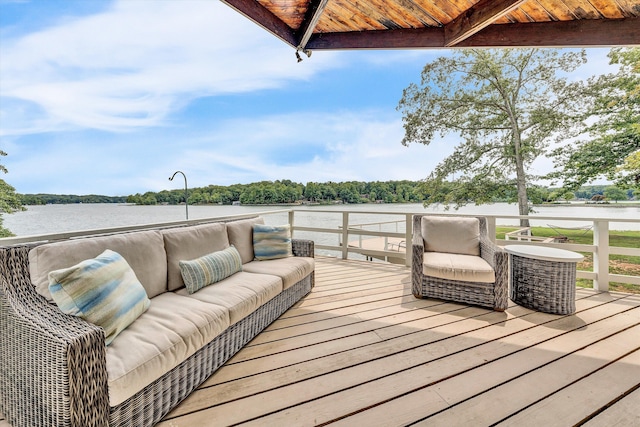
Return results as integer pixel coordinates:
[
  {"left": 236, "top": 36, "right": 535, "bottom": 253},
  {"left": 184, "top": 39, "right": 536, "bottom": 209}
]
[{"left": 504, "top": 244, "right": 584, "bottom": 262}]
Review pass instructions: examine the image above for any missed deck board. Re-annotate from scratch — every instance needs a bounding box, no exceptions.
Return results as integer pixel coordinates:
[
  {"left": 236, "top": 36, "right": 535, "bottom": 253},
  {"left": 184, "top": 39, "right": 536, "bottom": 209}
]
[{"left": 158, "top": 257, "right": 640, "bottom": 426}]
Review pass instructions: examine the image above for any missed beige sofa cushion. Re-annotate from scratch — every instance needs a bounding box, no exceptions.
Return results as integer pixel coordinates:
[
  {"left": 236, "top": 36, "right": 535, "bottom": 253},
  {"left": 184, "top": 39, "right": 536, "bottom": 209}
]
[
  {"left": 422, "top": 216, "right": 480, "bottom": 256},
  {"left": 162, "top": 222, "right": 229, "bottom": 291},
  {"left": 226, "top": 217, "right": 264, "bottom": 264},
  {"left": 106, "top": 292, "right": 229, "bottom": 406},
  {"left": 422, "top": 252, "right": 495, "bottom": 283},
  {"left": 29, "top": 230, "right": 167, "bottom": 301},
  {"left": 176, "top": 271, "right": 282, "bottom": 325},
  {"left": 243, "top": 257, "right": 315, "bottom": 289}
]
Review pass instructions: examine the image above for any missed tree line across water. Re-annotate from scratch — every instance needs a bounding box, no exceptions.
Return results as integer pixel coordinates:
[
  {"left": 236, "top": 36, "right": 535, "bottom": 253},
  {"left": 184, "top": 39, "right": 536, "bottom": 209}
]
[{"left": 19, "top": 182, "right": 636, "bottom": 207}]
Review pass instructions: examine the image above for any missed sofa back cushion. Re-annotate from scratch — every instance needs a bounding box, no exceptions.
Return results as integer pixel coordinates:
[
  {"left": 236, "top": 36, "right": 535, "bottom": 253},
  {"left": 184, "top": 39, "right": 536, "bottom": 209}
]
[
  {"left": 162, "top": 222, "right": 229, "bottom": 291},
  {"left": 421, "top": 216, "right": 480, "bottom": 256},
  {"left": 226, "top": 217, "right": 264, "bottom": 264},
  {"left": 29, "top": 230, "right": 167, "bottom": 301}
]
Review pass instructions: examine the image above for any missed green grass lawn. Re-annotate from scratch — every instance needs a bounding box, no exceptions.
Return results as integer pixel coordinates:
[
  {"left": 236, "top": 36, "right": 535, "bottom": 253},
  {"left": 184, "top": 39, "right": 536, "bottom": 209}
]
[{"left": 497, "top": 226, "right": 640, "bottom": 294}]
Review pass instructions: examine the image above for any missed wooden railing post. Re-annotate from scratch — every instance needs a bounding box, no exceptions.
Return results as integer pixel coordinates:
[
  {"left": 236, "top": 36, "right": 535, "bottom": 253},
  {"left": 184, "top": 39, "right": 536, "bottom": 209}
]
[
  {"left": 487, "top": 216, "right": 497, "bottom": 244},
  {"left": 405, "top": 213, "right": 412, "bottom": 268},
  {"left": 593, "top": 220, "right": 610, "bottom": 292},
  {"left": 288, "top": 210, "right": 295, "bottom": 237},
  {"left": 342, "top": 212, "right": 349, "bottom": 260}
]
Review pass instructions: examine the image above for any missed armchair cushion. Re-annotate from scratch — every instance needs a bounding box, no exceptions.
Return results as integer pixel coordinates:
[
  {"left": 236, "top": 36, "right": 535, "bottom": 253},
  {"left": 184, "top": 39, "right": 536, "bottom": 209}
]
[
  {"left": 422, "top": 252, "right": 495, "bottom": 283},
  {"left": 421, "top": 216, "right": 480, "bottom": 256}
]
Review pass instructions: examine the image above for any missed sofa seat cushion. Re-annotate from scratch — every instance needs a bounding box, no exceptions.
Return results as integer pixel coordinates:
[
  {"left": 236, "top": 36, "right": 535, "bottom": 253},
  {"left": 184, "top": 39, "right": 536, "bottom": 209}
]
[
  {"left": 106, "top": 292, "right": 230, "bottom": 407},
  {"left": 422, "top": 252, "right": 495, "bottom": 283},
  {"left": 243, "top": 257, "right": 315, "bottom": 290},
  {"left": 29, "top": 230, "right": 167, "bottom": 301},
  {"left": 162, "top": 222, "right": 230, "bottom": 291},
  {"left": 176, "top": 271, "right": 283, "bottom": 325}
]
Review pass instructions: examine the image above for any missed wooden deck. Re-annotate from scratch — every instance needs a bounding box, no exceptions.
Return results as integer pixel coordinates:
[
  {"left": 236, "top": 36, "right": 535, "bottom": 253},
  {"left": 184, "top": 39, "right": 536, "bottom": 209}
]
[{"left": 2, "top": 257, "right": 639, "bottom": 426}]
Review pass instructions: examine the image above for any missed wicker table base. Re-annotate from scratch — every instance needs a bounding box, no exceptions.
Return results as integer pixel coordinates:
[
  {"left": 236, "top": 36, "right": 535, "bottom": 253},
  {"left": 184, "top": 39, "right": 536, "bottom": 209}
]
[{"left": 506, "top": 245, "right": 584, "bottom": 315}]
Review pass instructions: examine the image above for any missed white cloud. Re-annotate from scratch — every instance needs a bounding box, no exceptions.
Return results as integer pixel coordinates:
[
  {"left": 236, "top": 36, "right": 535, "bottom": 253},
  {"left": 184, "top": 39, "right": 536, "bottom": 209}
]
[{"left": 0, "top": 1, "right": 340, "bottom": 134}]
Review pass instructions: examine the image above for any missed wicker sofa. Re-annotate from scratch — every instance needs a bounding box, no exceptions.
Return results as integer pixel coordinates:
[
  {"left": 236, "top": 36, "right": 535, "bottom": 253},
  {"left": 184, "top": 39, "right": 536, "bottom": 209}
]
[
  {"left": 411, "top": 215, "right": 508, "bottom": 311},
  {"left": 0, "top": 216, "right": 314, "bottom": 427}
]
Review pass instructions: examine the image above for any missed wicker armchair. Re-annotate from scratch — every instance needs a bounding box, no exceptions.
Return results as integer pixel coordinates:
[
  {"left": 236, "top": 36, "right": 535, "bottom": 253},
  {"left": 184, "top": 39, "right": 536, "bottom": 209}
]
[{"left": 411, "top": 215, "right": 508, "bottom": 311}]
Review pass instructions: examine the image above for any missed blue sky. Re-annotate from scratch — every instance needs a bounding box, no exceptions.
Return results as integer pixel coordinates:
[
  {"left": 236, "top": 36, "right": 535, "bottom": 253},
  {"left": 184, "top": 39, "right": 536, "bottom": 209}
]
[{"left": 0, "top": 0, "right": 617, "bottom": 196}]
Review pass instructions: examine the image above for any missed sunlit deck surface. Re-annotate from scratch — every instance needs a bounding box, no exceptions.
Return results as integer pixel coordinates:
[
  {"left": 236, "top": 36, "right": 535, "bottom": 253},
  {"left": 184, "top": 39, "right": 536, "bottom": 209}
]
[{"left": 2, "top": 257, "right": 639, "bottom": 427}]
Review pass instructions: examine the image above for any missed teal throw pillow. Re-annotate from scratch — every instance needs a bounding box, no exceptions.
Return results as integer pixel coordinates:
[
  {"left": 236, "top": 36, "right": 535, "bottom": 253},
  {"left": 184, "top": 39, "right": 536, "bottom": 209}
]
[
  {"left": 253, "top": 224, "right": 292, "bottom": 260},
  {"left": 48, "top": 249, "right": 150, "bottom": 346},
  {"left": 179, "top": 245, "right": 243, "bottom": 294}
]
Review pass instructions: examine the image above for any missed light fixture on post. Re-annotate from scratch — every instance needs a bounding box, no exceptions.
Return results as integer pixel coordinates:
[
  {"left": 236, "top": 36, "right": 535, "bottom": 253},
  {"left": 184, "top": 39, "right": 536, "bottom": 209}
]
[{"left": 169, "top": 170, "right": 188, "bottom": 220}]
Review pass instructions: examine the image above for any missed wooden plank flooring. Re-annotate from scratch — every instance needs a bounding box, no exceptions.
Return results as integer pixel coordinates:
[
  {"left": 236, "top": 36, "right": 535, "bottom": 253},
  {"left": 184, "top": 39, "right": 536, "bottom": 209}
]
[
  {"left": 158, "top": 257, "right": 640, "bottom": 427},
  {"left": 2, "top": 257, "right": 639, "bottom": 426}
]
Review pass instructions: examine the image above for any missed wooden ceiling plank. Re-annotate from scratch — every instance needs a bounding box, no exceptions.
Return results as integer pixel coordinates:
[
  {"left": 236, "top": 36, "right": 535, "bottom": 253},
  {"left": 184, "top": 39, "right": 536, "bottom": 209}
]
[
  {"left": 221, "top": 0, "right": 298, "bottom": 47},
  {"left": 538, "top": 0, "right": 582, "bottom": 20},
  {"left": 321, "top": 1, "right": 387, "bottom": 32},
  {"left": 558, "top": 0, "right": 603, "bottom": 19},
  {"left": 297, "top": 0, "right": 330, "bottom": 50},
  {"left": 607, "top": 0, "right": 640, "bottom": 17},
  {"left": 519, "top": 1, "right": 556, "bottom": 21},
  {"left": 388, "top": 0, "right": 443, "bottom": 27},
  {"left": 587, "top": 0, "right": 626, "bottom": 18},
  {"left": 444, "top": 0, "right": 529, "bottom": 46}
]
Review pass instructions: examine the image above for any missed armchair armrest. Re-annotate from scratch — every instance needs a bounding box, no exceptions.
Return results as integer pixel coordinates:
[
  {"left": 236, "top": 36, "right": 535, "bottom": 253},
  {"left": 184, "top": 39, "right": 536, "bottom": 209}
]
[
  {"left": 0, "top": 245, "right": 109, "bottom": 427},
  {"left": 479, "top": 235, "right": 508, "bottom": 311},
  {"left": 292, "top": 239, "right": 314, "bottom": 258},
  {"left": 411, "top": 217, "right": 425, "bottom": 297}
]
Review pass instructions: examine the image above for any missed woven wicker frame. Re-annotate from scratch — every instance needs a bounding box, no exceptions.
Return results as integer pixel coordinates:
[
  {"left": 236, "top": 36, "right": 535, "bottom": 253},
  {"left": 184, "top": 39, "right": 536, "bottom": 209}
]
[
  {"left": 509, "top": 254, "right": 576, "bottom": 315},
  {"left": 411, "top": 215, "right": 508, "bottom": 311},
  {"left": 0, "top": 221, "right": 314, "bottom": 427}
]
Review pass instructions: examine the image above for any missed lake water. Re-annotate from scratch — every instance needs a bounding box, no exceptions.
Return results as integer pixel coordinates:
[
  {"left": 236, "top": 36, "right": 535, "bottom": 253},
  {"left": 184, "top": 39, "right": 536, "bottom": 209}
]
[{"left": 3, "top": 202, "right": 640, "bottom": 237}]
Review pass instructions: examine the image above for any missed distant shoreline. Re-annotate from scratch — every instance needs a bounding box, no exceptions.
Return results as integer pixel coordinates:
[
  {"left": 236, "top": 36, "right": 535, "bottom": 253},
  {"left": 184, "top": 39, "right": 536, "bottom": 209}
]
[{"left": 534, "top": 202, "right": 640, "bottom": 208}]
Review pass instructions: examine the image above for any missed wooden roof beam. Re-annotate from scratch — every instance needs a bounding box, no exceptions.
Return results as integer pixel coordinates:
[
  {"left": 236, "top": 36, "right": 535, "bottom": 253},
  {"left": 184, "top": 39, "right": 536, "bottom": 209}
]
[
  {"left": 297, "top": 0, "right": 330, "bottom": 51},
  {"left": 221, "top": 0, "right": 297, "bottom": 48},
  {"left": 444, "top": 0, "right": 529, "bottom": 47},
  {"left": 305, "top": 18, "right": 640, "bottom": 49}
]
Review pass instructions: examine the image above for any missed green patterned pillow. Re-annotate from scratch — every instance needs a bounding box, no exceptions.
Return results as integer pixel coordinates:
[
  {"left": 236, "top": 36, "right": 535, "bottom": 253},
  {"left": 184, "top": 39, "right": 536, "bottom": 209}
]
[
  {"left": 253, "top": 224, "right": 292, "bottom": 260},
  {"left": 179, "top": 245, "right": 243, "bottom": 294},
  {"left": 48, "top": 249, "right": 150, "bottom": 346}
]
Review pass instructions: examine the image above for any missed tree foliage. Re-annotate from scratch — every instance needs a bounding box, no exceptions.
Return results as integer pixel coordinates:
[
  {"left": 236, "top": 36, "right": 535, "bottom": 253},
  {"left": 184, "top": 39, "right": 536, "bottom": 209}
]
[
  {"left": 0, "top": 151, "right": 25, "bottom": 237},
  {"left": 550, "top": 47, "right": 640, "bottom": 190},
  {"left": 125, "top": 180, "right": 425, "bottom": 206},
  {"left": 397, "top": 49, "right": 587, "bottom": 225}
]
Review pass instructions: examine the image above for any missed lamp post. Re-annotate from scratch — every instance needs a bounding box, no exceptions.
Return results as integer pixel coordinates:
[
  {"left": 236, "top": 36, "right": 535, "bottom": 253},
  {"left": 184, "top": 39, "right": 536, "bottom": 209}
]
[{"left": 169, "top": 171, "right": 188, "bottom": 220}]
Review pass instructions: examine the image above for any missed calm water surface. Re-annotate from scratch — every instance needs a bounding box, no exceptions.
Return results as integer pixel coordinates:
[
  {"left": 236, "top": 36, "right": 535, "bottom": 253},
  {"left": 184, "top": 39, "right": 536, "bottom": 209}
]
[{"left": 4, "top": 202, "right": 640, "bottom": 237}]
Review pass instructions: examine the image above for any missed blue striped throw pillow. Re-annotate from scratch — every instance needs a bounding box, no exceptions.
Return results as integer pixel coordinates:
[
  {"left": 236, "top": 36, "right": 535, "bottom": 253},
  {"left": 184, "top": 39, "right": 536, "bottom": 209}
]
[
  {"left": 179, "top": 245, "right": 243, "bottom": 294},
  {"left": 253, "top": 224, "right": 292, "bottom": 260},
  {"left": 48, "top": 249, "right": 150, "bottom": 346}
]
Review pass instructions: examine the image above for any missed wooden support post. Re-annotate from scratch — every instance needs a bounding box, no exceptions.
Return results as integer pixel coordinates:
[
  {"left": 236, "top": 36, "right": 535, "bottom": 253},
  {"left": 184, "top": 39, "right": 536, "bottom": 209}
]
[
  {"left": 487, "top": 216, "right": 497, "bottom": 244},
  {"left": 593, "top": 220, "right": 609, "bottom": 292},
  {"left": 288, "top": 210, "right": 295, "bottom": 237},
  {"left": 405, "top": 213, "right": 412, "bottom": 268},
  {"left": 342, "top": 212, "right": 349, "bottom": 260}
]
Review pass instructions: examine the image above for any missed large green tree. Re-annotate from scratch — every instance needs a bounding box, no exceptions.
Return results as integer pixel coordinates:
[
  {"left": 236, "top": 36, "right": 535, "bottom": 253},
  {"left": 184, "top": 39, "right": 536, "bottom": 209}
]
[
  {"left": 398, "top": 49, "right": 587, "bottom": 226},
  {"left": 550, "top": 48, "right": 640, "bottom": 190},
  {"left": 0, "top": 151, "right": 24, "bottom": 237}
]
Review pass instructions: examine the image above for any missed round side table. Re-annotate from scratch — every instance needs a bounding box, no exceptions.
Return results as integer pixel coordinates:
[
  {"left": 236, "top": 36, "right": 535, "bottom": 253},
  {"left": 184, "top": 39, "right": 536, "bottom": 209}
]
[{"left": 505, "top": 245, "right": 584, "bottom": 315}]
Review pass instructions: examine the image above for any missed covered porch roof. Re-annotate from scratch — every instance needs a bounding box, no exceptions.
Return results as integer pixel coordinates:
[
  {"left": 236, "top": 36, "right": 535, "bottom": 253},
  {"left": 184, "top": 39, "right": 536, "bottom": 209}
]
[{"left": 222, "top": 0, "right": 640, "bottom": 54}]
